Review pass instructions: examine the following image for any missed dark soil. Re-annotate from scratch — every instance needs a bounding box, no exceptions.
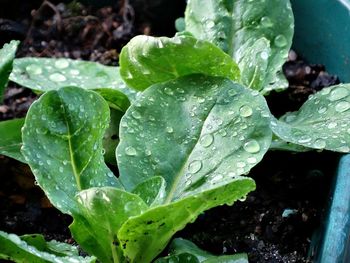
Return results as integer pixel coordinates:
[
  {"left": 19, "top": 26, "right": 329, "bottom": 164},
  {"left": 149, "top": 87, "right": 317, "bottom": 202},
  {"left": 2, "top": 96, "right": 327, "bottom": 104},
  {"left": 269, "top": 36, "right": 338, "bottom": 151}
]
[{"left": 0, "top": 1, "right": 342, "bottom": 263}]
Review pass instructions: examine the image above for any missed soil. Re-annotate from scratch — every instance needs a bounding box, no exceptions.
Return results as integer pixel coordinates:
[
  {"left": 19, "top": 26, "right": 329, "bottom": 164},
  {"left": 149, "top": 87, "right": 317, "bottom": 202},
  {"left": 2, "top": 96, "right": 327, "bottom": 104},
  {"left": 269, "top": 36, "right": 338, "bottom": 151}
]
[{"left": 0, "top": 1, "right": 343, "bottom": 263}]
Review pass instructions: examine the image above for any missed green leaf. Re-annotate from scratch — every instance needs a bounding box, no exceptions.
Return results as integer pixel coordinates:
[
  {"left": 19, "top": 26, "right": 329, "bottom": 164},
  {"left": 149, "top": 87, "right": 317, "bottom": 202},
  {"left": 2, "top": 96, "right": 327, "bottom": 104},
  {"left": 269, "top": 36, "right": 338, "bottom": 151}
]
[
  {"left": 118, "top": 178, "right": 254, "bottom": 263},
  {"left": 21, "top": 87, "right": 121, "bottom": 214},
  {"left": 21, "top": 234, "right": 79, "bottom": 257},
  {"left": 70, "top": 187, "right": 148, "bottom": 263},
  {"left": 0, "top": 231, "right": 96, "bottom": 263},
  {"left": 132, "top": 176, "right": 167, "bottom": 206},
  {"left": 10, "top": 58, "right": 136, "bottom": 109},
  {"left": 117, "top": 75, "right": 272, "bottom": 193},
  {"left": 119, "top": 34, "right": 240, "bottom": 91},
  {"left": 239, "top": 38, "right": 271, "bottom": 90},
  {"left": 116, "top": 75, "right": 269, "bottom": 261},
  {"left": 0, "top": 118, "right": 25, "bottom": 162},
  {"left": 185, "top": 0, "right": 294, "bottom": 92},
  {"left": 0, "top": 110, "right": 122, "bottom": 166},
  {"left": 0, "top": 40, "right": 19, "bottom": 102},
  {"left": 155, "top": 238, "right": 248, "bottom": 263},
  {"left": 271, "top": 84, "right": 350, "bottom": 153}
]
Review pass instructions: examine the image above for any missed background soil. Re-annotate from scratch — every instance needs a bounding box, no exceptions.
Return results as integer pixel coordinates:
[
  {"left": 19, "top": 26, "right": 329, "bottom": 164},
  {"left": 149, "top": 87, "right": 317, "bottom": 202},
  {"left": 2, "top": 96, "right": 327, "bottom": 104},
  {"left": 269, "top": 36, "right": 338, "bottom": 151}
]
[{"left": 0, "top": 1, "right": 342, "bottom": 262}]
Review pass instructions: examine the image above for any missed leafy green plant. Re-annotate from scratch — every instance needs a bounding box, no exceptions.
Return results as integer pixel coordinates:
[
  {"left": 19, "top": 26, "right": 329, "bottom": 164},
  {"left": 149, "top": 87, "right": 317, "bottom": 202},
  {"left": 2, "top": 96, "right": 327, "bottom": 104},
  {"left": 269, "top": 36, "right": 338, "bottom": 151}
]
[
  {"left": 0, "top": 40, "right": 19, "bottom": 102},
  {"left": 1, "top": 0, "right": 350, "bottom": 262}
]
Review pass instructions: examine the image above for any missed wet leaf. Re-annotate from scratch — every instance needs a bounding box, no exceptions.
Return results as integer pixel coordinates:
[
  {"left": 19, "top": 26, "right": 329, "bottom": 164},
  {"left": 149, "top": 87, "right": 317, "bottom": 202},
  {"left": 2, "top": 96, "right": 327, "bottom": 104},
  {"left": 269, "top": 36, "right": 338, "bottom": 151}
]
[
  {"left": 117, "top": 75, "right": 272, "bottom": 192},
  {"left": 70, "top": 187, "right": 148, "bottom": 263},
  {"left": 132, "top": 176, "right": 167, "bottom": 206},
  {"left": 271, "top": 84, "right": 350, "bottom": 152},
  {"left": 118, "top": 178, "right": 254, "bottom": 263},
  {"left": 0, "top": 118, "right": 25, "bottom": 162},
  {"left": 185, "top": 0, "right": 294, "bottom": 93},
  {"left": 21, "top": 234, "right": 79, "bottom": 257},
  {"left": 115, "top": 75, "right": 270, "bottom": 261},
  {"left": 0, "top": 231, "right": 96, "bottom": 263},
  {"left": 239, "top": 38, "right": 271, "bottom": 90},
  {"left": 0, "top": 40, "right": 19, "bottom": 102},
  {"left": 21, "top": 87, "right": 121, "bottom": 214},
  {"left": 10, "top": 58, "right": 136, "bottom": 110},
  {"left": 120, "top": 34, "right": 240, "bottom": 91},
  {"left": 155, "top": 238, "right": 248, "bottom": 263}
]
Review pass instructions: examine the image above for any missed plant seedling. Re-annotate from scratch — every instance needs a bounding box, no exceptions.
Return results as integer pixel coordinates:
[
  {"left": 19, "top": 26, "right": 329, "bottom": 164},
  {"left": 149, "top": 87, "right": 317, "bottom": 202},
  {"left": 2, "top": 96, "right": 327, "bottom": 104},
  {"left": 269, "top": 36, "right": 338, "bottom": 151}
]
[{"left": 1, "top": 0, "right": 350, "bottom": 262}]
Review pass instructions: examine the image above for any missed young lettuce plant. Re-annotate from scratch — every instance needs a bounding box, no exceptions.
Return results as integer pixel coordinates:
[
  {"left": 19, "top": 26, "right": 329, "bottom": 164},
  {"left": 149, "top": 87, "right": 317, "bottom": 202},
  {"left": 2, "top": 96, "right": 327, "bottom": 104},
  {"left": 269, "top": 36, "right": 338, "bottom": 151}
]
[{"left": 1, "top": 0, "right": 350, "bottom": 262}]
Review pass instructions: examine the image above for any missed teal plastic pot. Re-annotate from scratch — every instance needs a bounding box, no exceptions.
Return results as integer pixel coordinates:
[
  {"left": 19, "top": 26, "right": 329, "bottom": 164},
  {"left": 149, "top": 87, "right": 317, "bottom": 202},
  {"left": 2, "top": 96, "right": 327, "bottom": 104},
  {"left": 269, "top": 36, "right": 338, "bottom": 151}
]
[{"left": 291, "top": 1, "right": 350, "bottom": 262}]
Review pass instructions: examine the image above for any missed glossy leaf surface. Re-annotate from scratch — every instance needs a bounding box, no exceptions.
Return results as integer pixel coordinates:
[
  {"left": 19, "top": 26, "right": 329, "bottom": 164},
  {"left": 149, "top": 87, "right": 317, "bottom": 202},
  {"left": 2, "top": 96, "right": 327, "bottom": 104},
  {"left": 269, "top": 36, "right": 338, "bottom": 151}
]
[
  {"left": 21, "top": 234, "right": 80, "bottom": 257},
  {"left": 10, "top": 58, "right": 136, "bottom": 109},
  {"left": 120, "top": 34, "right": 240, "bottom": 91},
  {"left": 117, "top": 75, "right": 272, "bottom": 194},
  {"left": 118, "top": 178, "right": 254, "bottom": 262},
  {"left": 0, "top": 231, "right": 95, "bottom": 263},
  {"left": 271, "top": 84, "right": 350, "bottom": 152},
  {"left": 0, "top": 118, "right": 25, "bottom": 162},
  {"left": 155, "top": 238, "right": 248, "bottom": 263},
  {"left": 185, "top": 0, "right": 294, "bottom": 92},
  {"left": 70, "top": 187, "right": 148, "bottom": 263},
  {"left": 132, "top": 176, "right": 167, "bottom": 207},
  {"left": 21, "top": 87, "right": 121, "bottom": 214},
  {"left": 0, "top": 40, "right": 19, "bottom": 101}
]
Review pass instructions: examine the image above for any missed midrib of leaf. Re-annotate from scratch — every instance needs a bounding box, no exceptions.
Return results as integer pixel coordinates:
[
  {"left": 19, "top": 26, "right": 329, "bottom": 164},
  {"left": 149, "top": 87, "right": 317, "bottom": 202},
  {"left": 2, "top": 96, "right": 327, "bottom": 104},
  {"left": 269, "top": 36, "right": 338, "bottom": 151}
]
[
  {"left": 164, "top": 98, "right": 218, "bottom": 204},
  {"left": 59, "top": 95, "right": 83, "bottom": 191}
]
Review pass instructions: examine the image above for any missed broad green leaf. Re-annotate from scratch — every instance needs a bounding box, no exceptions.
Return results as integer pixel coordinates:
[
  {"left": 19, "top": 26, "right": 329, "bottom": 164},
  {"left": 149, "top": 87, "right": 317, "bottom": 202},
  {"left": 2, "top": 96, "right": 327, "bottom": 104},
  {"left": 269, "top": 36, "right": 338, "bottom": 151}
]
[
  {"left": 118, "top": 178, "right": 254, "bottom": 263},
  {"left": 0, "top": 231, "right": 96, "bottom": 263},
  {"left": 10, "top": 58, "right": 136, "bottom": 108},
  {"left": 119, "top": 34, "right": 240, "bottom": 91},
  {"left": 70, "top": 187, "right": 148, "bottom": 263},
  {"left": 0, "top": 118, "right": 25, "bottom": 162},
  {"left": 0, "top": 110, "right": 122, "bottom": 166},
  {"left": 239, "top": 38, "right": 271, "bottom": 90},
  {"left": 117, "top": 75, "right": 272, "bottom": 195},
  {"left": 271, "top": 84, "right": 350, "bottom": 153},
  {"left": 0, "top": 40, "right": 19, "bottom": 102},
  {"left": 21, "top": 87, "right": 121, "bottom": 214},
  {"left": 132, "top": 176, "right": 167, "bottom": 206},
  {"left": 155, "top": 238, "right": 248, "bottom": 263},
  {"left": 185, "top": 0, "right": 294, "bottom": 93},
  {"left": 21, "top": 234, "right": 79, "bottom": 257}
]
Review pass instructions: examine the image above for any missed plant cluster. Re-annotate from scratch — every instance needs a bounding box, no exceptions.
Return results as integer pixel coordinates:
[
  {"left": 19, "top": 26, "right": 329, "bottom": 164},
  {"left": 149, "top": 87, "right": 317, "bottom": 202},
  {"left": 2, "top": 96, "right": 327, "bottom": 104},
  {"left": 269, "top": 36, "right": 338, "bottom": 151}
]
[{"left": 1, "top": 0, "right": 350, "bottom": 262}]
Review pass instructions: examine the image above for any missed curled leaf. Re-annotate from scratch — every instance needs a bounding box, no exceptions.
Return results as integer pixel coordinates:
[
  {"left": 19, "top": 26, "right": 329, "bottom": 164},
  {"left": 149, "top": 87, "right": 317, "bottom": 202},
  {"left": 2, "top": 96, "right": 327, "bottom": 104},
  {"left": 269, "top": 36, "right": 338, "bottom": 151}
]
[
  {"left": 120, "top": 34, "right": 240, "bottom": 91},
  {"left": 271, "top": 84, "right": 350, "bottom": 153}
]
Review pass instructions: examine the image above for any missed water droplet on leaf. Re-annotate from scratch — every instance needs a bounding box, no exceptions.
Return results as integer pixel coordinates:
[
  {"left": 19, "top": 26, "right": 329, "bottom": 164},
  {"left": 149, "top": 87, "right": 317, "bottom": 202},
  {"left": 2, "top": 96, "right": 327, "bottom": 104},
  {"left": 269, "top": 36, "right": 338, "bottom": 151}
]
[
  {"left": 49, "top": 73, "right": 66, "bottom": 82},
  {"left": 200, "top": 134, "right": 214, "bottom": 147},
  {"left": 188, "top": 160, "right": 202, "bottom": 174},
  {"left": 125, "top": 146, "right": 137, "bottom": 156},
  {"left": 239, "top": 105, "right": 253, "bottom": 117},
  {"left": 335, "top": 101, "right": 350, "bottom": 112},
  {"left": 55, "top": 60, "right": 69, "bottom": 69},
  {"left": 243, "top": 140, "right": 261, "bottom": 153},
  {"left": 274, "top": 35, "right": 287, "bottom": 47},
  {"left": 329, "top": 87, "right": 349, "bottom": 101}
]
